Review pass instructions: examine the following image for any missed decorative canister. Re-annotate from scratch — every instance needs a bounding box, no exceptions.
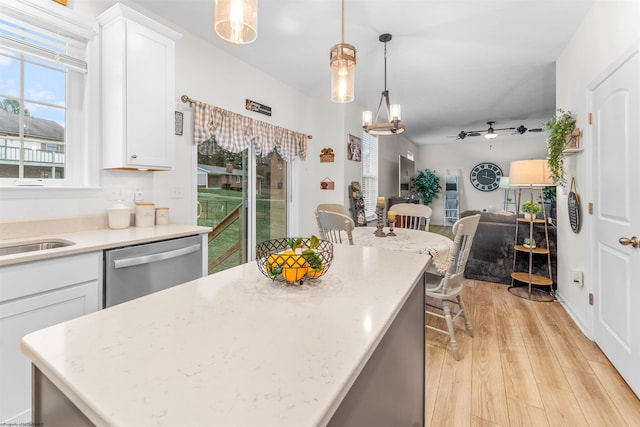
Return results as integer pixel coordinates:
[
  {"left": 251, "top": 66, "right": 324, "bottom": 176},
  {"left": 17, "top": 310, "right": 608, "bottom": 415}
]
[
  {"left": 155, "top": 207, "right": 169, "bottom": 225},
  {"left": 107, "top": 202, "right": 131, "bottom": 229},
  {"left": 135, "top": 202, "right": 156, "bottom": 227}
]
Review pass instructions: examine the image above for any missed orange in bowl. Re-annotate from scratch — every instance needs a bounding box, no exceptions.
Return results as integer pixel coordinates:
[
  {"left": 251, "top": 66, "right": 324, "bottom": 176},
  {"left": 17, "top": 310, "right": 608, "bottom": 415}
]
[{"left": 281, "top": 266, "right": 308, "bottom": 282}]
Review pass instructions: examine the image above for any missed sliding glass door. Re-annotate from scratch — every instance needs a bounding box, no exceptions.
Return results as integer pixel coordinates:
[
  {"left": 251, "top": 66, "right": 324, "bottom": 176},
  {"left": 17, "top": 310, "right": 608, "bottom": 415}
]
[{"left": 197, "top": 139, "right": 287, "bottom": 274}]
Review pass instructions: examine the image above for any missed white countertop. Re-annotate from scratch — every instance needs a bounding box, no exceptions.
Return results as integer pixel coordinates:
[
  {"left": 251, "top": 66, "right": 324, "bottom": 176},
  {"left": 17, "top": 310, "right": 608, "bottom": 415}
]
[
  {"left": 20, "top": 244, "right": 430, "bottom": 427},
  {"left": 0, "top": 224, "right": 211, "bottom": 266}
]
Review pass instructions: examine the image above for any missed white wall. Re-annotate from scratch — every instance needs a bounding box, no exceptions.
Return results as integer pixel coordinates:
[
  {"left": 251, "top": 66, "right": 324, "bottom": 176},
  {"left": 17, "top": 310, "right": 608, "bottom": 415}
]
[
  {"left": 554, "top": 0, "right": 639, "bottom": 332},
  {"left": 416, "top": 135, "right": 547, "bottom": 225}
]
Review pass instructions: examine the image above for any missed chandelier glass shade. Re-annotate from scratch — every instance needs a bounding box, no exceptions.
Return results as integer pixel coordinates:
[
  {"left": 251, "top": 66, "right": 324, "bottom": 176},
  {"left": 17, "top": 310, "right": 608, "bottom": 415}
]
[
  {"left": 330, "top": 0, "right": 356, "bottom": 103},
  {"left": 213, "top": 0, "right": 258, "bottom": 45},
  {"left": 362, "top": 33, "right": 405, "bottom": 136}
]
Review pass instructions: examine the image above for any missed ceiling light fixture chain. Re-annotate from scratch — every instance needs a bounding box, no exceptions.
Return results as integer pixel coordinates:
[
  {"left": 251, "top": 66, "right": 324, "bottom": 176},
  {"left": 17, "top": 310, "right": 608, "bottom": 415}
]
[
  {"left": 330, "top": 0, "right": 356, "bottom": 103},
  {"left": 362, "top": 33, "right": 405, "bottom": 136}
]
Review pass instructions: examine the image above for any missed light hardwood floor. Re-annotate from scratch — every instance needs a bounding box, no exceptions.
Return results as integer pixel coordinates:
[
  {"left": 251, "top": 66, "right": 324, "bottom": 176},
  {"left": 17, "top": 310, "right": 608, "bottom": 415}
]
[{"left": 425, "top": 279, "right": 640, "bottom": 426}]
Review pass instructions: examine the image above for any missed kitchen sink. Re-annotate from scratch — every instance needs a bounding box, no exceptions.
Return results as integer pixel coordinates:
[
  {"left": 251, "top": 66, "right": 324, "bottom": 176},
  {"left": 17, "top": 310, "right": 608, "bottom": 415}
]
[{"left": 0, "top": 239, "right": 75, "bottom": 256}]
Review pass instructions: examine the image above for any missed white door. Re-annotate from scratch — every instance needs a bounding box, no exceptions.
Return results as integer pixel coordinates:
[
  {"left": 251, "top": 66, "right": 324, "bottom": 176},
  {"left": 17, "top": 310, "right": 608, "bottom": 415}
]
[{"left": 592, "top": 48, "right": 639, "bottom": 397}]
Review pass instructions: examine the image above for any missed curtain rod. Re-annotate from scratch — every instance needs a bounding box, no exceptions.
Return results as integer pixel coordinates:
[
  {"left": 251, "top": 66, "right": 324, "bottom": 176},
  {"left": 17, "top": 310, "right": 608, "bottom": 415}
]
[{"left": 180, "top": 94, "right": 312, "bottom": 140}]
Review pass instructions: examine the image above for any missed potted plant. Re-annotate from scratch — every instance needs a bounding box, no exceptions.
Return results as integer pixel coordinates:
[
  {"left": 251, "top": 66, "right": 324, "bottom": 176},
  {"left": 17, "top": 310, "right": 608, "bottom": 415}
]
[
  {"left": 412, "top": 169, "right": 442, "bottom": 205},
  {"left": 521, "top": 200, "right": 542, "bottom": 220},
  {"left": 545, "top": 109, "right": 577, "bottom": 185}
]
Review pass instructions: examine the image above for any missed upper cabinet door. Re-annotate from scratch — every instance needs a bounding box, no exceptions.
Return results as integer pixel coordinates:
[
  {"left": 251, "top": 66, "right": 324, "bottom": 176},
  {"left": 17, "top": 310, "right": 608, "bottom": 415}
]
[{"left": 98, "top": 4, "right": 181, "bottom": 171}]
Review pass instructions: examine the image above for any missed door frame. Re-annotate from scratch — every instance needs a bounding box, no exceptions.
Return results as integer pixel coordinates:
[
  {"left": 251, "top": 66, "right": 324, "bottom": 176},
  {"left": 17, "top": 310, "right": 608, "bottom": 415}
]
[{"left": 586, "top": 42, "right": 640, "bottom": 336}]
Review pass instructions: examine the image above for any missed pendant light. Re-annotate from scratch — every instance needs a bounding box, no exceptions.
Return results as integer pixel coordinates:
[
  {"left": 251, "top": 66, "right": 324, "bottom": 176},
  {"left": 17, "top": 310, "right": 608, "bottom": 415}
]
[
  {"left": 213, "top": 0, "right": 258, "bottom": 45},
  {"left": 329, "top": 0, "right": 356, "bottom": 103},
  {"left": 362, "top": 34, "right": 405, "bottom": 135}
]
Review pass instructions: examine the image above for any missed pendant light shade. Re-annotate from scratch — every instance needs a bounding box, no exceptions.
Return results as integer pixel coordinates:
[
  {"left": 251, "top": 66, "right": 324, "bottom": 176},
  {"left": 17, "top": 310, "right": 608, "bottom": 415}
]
[
  {"left": 362, "top": 33, "right": 405, "bottom": 135},
  {"left": 330, "top": 0, "right": 356, "bottom": 103},
  {"left": 214, "top": 0, "right": 258, "bottom": 45}
]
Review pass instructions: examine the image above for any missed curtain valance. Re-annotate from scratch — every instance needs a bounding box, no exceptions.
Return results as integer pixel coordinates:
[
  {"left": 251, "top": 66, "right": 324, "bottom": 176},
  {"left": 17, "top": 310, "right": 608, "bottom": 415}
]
[{"left": 192, "top": 100, "right": 308, "bottom": 161}]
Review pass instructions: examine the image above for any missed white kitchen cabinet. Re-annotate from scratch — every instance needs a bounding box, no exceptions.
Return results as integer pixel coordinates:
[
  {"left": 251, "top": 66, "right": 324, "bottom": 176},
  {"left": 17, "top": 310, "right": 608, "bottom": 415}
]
[
  {"left": 0, "top": 252, "right": 101, "bottom": 424},
  {"left": 98, "top": 3, "right": 181, "bottom": 170}
]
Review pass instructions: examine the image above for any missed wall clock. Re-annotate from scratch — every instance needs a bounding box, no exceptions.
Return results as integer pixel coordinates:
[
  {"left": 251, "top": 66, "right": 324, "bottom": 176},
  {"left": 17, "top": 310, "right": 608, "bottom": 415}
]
[{"left": 470, "top": 162, "right": 503, "bottom": 192}]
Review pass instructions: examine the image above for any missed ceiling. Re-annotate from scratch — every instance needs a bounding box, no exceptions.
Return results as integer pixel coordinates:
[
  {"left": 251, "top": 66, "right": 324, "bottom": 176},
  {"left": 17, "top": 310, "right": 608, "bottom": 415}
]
[{"left": 131, "top": 0, "right": 595, "bottom": 145}]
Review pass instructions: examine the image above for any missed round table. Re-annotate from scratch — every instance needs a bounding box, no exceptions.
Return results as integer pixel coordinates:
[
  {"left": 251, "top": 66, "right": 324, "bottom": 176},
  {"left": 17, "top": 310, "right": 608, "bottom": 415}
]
[{"left": 350, "top": 227, "right": 453, "bottom": 273}]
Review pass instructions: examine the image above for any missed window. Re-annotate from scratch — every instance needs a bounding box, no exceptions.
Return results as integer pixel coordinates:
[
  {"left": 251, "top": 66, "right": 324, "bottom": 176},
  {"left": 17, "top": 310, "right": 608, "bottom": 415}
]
[
  {"left": 0, "top": 2, "right": 92, "bottom": 186},
  {"left": 361, "top": 131, "right": 378, "bottom": 221}
]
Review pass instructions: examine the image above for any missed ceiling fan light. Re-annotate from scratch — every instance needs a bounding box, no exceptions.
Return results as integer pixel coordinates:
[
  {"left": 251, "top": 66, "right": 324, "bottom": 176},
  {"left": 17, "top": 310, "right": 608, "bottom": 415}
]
[
  {"left": 213, "top": 0, "right": 257, "bottom": 44},
  {"left": 330, "top": 43, "right": 356, "bottom": 103},
  {"left": 484, "top": 131, "right": 497, "bottom": 140}
]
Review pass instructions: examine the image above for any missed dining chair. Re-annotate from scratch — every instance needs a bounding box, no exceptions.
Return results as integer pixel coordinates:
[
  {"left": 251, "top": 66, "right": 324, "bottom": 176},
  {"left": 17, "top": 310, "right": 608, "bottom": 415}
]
[
  {"left": 390, "top": 203, "right": 432, "bottom": 231},
  {"left": 316, "top": 210, "right": 355, "bottom": 245},
  {"left": 315, "top": 203, "right": 351, "bottom": 235},
  {"left": 425, "top": 213, "right": 480, "bottom": 360}
]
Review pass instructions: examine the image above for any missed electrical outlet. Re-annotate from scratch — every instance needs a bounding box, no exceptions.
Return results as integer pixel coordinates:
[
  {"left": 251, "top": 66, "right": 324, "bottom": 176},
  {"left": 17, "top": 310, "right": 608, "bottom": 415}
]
[
  {"left": 170, "top": 187, "right": 184, "bottom": 199},
  {"left": 134, "top": 189, "right": 144, "bottom": 202}
]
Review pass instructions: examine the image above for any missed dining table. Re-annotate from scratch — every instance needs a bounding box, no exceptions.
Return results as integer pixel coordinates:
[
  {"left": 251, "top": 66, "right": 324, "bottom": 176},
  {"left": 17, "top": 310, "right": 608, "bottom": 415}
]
[{"left": 350, "top": 226, "right": 453, "bottom": 274}]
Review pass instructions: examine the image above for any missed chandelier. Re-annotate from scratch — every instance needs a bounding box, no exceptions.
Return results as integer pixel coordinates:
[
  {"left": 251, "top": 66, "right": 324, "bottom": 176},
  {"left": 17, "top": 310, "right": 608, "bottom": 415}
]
[
  {"left": 362, "top": 33, "right": 405, "bottom": 135},
  {"left": 329, "top": 0, "right": 356, "bottom": 103},
  {"left": 213, "top": 0, "right": 258, "bottom": 45}
]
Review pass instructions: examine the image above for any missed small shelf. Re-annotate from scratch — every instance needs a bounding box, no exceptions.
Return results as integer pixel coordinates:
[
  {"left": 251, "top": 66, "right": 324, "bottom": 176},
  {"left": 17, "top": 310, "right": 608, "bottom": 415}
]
[
  {"left": 511, "top": 272, "right": 553, "bottom": 286},
  {"left": 517, "top": 218, "right": 546, "bottom": 223},
  {"left": 563, "top": 147, "right": 584, "bottom": 154},
  {"left": 514, "top": 245, "right": 549, "bottom": 255},
  {"left": 510, "top": 187, "right": 554, "bottom": 300}
]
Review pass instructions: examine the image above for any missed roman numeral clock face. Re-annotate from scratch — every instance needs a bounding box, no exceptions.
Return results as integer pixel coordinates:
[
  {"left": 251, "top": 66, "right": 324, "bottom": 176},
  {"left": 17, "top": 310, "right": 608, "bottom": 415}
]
[{"left": 470, "top": 162, "right": 503, "bottom": 192}]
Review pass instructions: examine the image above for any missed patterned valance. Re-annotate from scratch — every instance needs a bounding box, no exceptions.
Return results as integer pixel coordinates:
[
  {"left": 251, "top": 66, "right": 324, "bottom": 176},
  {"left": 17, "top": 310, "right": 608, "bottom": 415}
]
[{"left": 193, "top": 101, "right": 308, "bottom": 161}]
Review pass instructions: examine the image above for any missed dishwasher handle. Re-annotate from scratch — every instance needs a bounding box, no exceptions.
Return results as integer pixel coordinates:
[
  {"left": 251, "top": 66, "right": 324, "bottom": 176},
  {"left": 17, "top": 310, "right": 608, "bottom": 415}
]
[{"left": 113, "top": 244, "right": 201, "bottom": 269}]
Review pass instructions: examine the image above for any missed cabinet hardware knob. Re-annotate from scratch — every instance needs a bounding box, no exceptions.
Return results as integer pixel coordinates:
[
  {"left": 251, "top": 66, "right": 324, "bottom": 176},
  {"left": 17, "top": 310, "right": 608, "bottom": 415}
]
[{"left": 130, "top": 154, "right": 137, "bottom": 159}]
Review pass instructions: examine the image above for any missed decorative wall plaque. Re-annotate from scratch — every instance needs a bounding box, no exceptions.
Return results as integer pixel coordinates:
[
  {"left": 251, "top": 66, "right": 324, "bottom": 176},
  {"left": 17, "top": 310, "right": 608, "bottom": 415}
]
[
  {"left": 320, "top": 148, "right": 335, "bottom": 163},
  {"left": 245, "top": 99, "right": 272, "bottom": 116},
  {"left": 320, "top": 178, "right": 335, "bottom": 190}
]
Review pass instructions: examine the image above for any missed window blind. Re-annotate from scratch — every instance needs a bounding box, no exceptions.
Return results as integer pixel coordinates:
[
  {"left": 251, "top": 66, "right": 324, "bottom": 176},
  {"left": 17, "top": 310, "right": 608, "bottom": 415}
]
[{"left": 361, "top": 131, "right": 378, "bottom": 221}]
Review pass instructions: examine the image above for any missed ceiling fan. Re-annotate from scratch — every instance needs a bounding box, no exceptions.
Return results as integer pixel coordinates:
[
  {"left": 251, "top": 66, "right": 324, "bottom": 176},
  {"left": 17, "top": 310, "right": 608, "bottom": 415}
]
[{"left": 448, "top": 121, "right": 543, "bottom": 140}]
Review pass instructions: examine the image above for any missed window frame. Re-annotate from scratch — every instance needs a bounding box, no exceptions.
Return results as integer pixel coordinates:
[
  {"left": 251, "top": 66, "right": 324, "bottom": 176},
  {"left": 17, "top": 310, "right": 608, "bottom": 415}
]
[{"left": 0, "top": 0, "right": 97, "bottom": 188}]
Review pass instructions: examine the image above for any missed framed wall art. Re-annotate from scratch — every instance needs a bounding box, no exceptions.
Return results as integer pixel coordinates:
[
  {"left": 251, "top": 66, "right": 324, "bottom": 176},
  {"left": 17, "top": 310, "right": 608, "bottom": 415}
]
[{"left": 347, "top": 134, "right": 361, "bottom": 162}]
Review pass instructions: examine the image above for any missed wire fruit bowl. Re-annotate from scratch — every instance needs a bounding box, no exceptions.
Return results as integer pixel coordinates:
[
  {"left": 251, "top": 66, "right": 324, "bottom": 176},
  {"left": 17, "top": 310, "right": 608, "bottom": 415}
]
[{"left": 256, "top": 237, "right": 333, "bottom": 285}]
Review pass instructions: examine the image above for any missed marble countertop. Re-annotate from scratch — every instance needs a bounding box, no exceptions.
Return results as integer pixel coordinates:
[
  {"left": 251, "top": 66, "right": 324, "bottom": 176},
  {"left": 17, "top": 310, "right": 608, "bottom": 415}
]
[
  {"left": 0, "top": 224, "right": 211, "bottom": 266},
  {"left": 20, "top": 244, "right": 430, "bottom": 427}
]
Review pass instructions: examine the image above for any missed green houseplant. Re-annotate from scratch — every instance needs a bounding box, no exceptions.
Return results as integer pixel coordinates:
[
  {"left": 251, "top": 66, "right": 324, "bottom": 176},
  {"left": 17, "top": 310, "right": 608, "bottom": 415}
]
[
  {"left": 545, "top": 109, "right": 577, "bottom": 185},
  {"left": 413, "top": 169, "right": 441, "bottom": 205},
  {"left": 521, "top": 200, "right": 542, "bottom": 219}
]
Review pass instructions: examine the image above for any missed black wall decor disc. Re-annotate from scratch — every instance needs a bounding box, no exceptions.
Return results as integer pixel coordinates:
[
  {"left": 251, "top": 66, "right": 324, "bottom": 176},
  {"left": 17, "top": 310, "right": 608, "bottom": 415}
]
[{"left": 568, "top": 177, "right": 581, "bottom": 233}]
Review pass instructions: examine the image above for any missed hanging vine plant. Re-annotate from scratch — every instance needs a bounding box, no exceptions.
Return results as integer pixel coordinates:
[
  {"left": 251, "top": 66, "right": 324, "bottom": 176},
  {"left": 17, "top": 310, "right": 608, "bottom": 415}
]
[
  {"left": 545, "top": 109, "right": 577, "bottom": 185},
  {"left": 413, "top": 169, "right": 442, "bottom": 205}
]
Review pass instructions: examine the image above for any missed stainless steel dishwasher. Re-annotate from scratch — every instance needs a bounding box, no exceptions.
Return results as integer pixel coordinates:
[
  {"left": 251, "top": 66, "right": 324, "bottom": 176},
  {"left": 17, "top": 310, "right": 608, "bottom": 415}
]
[{"left": 104, "top": 235, "right": 204, "bottom": 308}]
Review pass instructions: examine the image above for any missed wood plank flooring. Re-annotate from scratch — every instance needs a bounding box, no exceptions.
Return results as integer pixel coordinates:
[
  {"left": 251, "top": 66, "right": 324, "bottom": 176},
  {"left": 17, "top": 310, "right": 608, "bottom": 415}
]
[{"left": 425, "top": 279, "right": 640, "bottom": 426}]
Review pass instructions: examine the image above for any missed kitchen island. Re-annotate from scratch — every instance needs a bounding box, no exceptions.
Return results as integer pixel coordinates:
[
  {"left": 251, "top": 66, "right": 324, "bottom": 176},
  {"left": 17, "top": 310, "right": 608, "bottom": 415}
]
[{"left": 20, "top": 244, "right": 429, "bottom": 426}]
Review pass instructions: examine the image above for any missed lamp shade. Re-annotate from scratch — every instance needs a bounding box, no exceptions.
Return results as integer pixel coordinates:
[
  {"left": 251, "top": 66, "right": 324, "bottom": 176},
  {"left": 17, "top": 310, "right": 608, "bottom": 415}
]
[
  {"left": 509, "top": 160, "right": 553, "bottom": 187},
  {"left": 213, "top": 0, "right": 258, "bottom": 45}
]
